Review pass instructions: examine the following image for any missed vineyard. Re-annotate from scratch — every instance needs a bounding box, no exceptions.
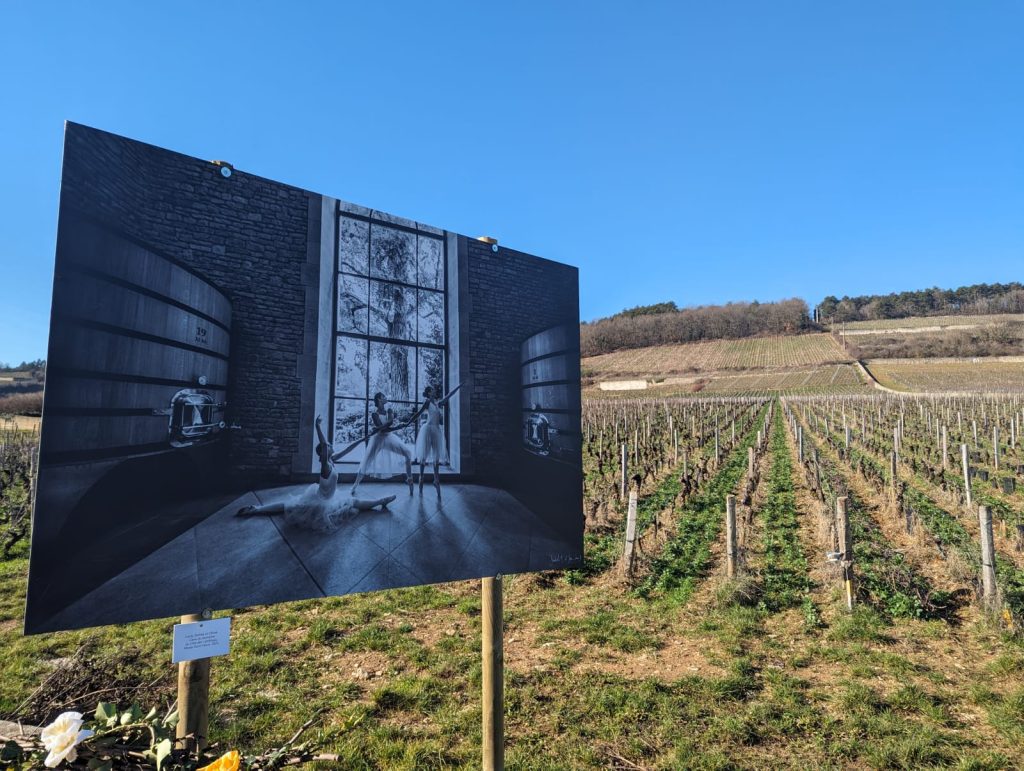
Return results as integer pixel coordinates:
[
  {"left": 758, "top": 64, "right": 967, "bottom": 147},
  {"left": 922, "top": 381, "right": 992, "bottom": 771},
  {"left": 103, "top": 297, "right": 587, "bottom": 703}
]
[
  {"left": 697, "top": 364, "right": 867, "bottom": 394},
  {"left": 834, "top": 313, "right": 1024, "bottom": 333},
  {"left": 586, "top": 364, "right": 871, "bottom": 398},
  {"left": 583, "top": 333, "right": 851, "bottom": 379},
  {"left": 866, "top": 358, "right": 1024, "bottom": 393},
  {"left": 3, "top": 391, "right": 1024, "bottom": 767}
]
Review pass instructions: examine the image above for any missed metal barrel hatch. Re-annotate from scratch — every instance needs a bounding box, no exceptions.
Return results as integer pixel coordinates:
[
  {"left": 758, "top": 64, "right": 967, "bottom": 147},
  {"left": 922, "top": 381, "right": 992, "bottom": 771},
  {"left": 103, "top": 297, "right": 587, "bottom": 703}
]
[
  {"left": 43, "top": 215, "right": 231, "bottom": 461},
  {"left": 520, "top": 324, "right": 581, "bottom": 462}
]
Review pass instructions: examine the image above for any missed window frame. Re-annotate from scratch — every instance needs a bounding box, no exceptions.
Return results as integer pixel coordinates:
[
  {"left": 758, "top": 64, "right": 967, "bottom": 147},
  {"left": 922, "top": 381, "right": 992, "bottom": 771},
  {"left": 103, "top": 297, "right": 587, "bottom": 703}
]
[{"left": 329, "top": 204, "right": 450, "bottom": 468}]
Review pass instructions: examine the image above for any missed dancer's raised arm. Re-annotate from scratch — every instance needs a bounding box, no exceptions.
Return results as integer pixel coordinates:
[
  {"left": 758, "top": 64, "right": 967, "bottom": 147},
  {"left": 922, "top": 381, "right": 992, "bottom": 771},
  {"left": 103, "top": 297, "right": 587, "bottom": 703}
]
[
  {"left": 314, "top": 415, "right": 329, "bottom": 450},
  {"left": 437, "top": 381, "right": 464, "bottom": 406}
]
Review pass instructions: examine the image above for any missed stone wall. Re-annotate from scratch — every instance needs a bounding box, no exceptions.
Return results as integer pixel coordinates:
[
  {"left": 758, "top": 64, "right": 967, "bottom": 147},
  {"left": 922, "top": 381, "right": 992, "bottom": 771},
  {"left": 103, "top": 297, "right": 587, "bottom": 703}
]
[
  {"left": 60, "top": 123, "right": 317, "bottom": 478},
  {"left": 463, "top": 238, "right": 580, "bottom": 487}
]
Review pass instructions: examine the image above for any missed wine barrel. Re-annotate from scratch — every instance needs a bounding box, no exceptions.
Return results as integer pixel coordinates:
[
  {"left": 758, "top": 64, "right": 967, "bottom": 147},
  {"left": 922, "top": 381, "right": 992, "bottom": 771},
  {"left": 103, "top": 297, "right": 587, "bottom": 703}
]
[
  {"left": 520, "top": 324, "right": 581, "bottom": 462},
  {"left": 42, "top": 215, "right": 231, "bottom": 461}
]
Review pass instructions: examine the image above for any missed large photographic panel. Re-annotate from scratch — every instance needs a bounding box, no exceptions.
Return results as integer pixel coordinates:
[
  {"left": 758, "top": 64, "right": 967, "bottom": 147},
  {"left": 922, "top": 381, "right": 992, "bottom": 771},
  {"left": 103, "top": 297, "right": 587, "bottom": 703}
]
[{"left": 25, "top": 123, "right": 581, "bottom": 634}]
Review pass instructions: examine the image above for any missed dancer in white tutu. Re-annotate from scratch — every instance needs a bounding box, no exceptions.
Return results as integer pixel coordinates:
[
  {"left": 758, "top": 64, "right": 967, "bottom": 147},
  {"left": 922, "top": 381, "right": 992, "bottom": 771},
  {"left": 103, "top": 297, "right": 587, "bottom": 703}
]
[
  {"left": 236, "top": 416, "right": 395, "bottom": 532},
  {"left": 350, "top": 392, "right": 415, "bottom": 495},
  {"left": 411, "top": 385, "right": 454, "bottom": 496}
]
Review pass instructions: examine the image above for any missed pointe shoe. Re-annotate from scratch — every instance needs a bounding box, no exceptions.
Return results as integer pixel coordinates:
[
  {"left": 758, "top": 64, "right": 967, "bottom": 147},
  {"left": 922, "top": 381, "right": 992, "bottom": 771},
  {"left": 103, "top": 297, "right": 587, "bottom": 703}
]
[
  {"left": 381, "top": 495, "right": 397, "bottom": 509},
  {"left": 236, "top": 505, "right": 257, "bottom": 517},
  {"left": 407, "top": 475, "right": 414, "bottom": 495}
]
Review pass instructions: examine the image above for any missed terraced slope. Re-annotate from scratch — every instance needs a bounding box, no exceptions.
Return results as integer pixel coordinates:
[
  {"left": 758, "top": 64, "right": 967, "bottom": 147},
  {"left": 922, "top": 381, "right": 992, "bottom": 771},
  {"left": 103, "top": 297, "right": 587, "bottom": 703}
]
[
  {"left": 866, "top": 358, "right": 1024, "bottom": 393},
  {"left": 584, "top": 334, "right": 851, "bottom": 378}
]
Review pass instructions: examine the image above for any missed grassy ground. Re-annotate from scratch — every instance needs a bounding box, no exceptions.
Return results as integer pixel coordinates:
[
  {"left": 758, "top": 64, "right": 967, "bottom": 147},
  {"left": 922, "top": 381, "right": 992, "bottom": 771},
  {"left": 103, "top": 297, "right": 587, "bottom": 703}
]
[{"left": 3, "top": 407, "right": 1024, "bottom": 768}]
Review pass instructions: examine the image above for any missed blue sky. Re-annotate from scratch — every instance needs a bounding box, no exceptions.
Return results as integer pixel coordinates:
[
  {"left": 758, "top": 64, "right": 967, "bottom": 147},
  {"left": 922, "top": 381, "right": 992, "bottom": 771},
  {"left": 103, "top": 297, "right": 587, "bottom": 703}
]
[{"left": 1, "top": 2, "right": 1022, "bottom": 364}]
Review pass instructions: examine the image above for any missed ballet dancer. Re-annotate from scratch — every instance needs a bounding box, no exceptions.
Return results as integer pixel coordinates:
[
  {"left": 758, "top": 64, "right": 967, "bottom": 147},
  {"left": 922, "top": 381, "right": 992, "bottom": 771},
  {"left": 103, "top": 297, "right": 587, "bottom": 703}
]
[
  {"left": 236, "top": 416, "right": 395, "bottom": 531},
  {"left": 349, "top": 392, "right": 415, "bottom": 495},
  {"left": 410, "top": 385, "right": 456, "bottom": 497}
]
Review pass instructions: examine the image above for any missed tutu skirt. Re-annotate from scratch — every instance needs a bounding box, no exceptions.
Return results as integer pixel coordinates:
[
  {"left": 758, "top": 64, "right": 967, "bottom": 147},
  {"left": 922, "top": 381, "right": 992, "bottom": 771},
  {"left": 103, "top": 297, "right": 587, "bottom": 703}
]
[
  {"left": 357, "top": 431, "right": 412, "bottom": 478},
  {"left": 283, "top": 482, "right": 356, "bottom": 532},
  {"left": 415, "top": 424, "right": 448, "bottom": 464}
]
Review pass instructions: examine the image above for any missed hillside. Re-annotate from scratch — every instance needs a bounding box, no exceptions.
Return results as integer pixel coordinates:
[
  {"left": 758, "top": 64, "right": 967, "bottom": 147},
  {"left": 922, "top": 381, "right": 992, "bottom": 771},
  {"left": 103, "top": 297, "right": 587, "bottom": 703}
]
[
  {"left": 0, "top": 369, "right": 44, "bottom": 417},
  {"left": 584, "top": 334, "right": 850, "bottom": 377},
  {"left": 864, "top": 357, "right": 1024, "bottom": 393},
  {"left": 583, "top": 333, "right": 872, "bottom": 395}
]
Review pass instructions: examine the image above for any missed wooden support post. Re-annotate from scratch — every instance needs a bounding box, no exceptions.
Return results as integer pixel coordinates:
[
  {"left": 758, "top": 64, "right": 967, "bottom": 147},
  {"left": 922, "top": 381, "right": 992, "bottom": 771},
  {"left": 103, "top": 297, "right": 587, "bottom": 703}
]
[
  {"left": 176, "top": 614, "right": 211, "bottom": 754},
  {"left": 962, "top": 444, "right": 972, "bottom": 508},
  {"left": 725, "top": 494, "right": 737, "bottom": 578},
  {"left": 836, "top": 497, "right": 854, "bottom": 611},
  {"left": 978, "top": 507, "right": 998, "bottom": 611},
  {"left": 481, "top": 575, "right": 504, "bottom": 770},
  {"left": 748, "top": 446, "right": 755, "bottom": 477},
  {"left": 798, "top": 426, "right": 803, "bottom": 463},
  {"left": 620, "top": 443, "right": 627, "bottom": 500},
  {"left": 844, "top": 426, "right": 850, "bottom": 451},
  {"left": 994, "top": 425, "right": 1000, "bottom": 471},
  {"left": 942, "top": 426, "right": 948, "bottom": 469},
  {"left": 623, "top": 491, "right": 638, "bottom": 575},
  {"left": 673, "top": 430, "right": 678, "bottom": 465},
  {"left": 715, "top": 426, "right": 720, "bottom": 463}
]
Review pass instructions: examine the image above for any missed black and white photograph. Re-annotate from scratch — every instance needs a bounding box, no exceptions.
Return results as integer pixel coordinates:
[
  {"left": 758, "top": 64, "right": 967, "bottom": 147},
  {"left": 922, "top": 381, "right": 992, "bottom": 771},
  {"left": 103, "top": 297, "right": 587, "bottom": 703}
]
[{"left": 25, "top": 123, "right": 583, "bottom": 634}]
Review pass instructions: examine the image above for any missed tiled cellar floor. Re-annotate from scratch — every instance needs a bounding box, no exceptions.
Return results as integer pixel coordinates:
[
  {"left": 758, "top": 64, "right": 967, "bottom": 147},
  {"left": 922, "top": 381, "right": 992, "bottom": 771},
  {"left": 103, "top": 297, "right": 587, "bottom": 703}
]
[{"left": 42, "top": 483, "right": 576, "bottom": 630}]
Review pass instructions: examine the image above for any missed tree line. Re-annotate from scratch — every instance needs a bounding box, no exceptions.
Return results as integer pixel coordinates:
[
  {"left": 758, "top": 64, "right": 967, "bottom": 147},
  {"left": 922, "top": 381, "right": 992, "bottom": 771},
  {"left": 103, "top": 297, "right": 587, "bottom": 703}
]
[
  {"left": 0, "top": 359, "right": 45, "bottom": 374},
  {"left": 581, "top": 299, "right": 812, "bottom": 357},
  {"left": 818, "top": 282, "right": 1024, "bottom": 323}
]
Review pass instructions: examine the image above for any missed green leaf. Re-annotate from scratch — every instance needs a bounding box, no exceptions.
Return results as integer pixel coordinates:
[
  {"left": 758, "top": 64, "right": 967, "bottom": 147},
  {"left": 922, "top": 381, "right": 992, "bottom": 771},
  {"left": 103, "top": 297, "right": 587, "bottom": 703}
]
[
  {"left": 95, "top": 701, "right": 118, "bottom": 725},
  {"left": 163, "top": 708, "right": 180, "bottom": 729},
  {"left": 144, "top": 706, "right": 158, "bottom": 722},
  {"left": 154, "top": 738, "right": 172, "bottom": 771},
  {"left": 87, "top": 759, "right": 113, "bottom": 771}
]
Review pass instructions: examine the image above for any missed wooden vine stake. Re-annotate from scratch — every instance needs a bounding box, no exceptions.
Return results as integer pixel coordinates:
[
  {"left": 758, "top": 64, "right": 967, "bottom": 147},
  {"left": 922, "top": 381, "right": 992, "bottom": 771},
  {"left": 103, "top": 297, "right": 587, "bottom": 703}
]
[
  {"left": 725, "top": 494, "right": 737, "bottom": 578},
  {"left": 623, "top": 490, "right": 639, "bottom": 576},
  {"left": 836, "top": 497, "right": 854, "bottom": 611},
  {"left": 175, "top": 613, "right": 211, "bottom": 754},
  {"left": 619, "top": 443, "right": 627, "bottom": 500},
  {"left": 481, "top": 575, "right": 504, "bottom": 770},
  {"left": 978, "top": 507, "right": 998, "bottom": 612},
  {"left": 961, "top": 444, "right": 972, "bottom": 508}
]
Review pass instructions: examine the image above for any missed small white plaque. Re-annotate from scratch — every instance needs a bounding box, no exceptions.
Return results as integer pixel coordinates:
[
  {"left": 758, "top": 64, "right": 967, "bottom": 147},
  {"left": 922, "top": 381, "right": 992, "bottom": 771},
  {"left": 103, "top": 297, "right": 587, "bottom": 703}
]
[{"left": 172, "top": 617, "right": 231, "bottom": 663}]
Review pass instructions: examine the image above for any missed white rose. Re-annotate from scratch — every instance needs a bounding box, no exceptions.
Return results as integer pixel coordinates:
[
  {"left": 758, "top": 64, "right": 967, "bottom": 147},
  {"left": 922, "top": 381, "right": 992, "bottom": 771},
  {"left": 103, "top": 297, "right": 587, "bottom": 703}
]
[{"left": 40, "top": 711, "right": 95, "bottom": 768}]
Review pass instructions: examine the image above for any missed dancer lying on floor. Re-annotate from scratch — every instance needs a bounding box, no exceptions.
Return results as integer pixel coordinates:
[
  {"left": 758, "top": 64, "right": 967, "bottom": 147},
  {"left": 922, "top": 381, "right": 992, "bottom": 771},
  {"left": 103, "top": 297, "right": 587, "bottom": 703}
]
[{"left": 237, "top": 416, "right": 395, "bottom": 532}]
